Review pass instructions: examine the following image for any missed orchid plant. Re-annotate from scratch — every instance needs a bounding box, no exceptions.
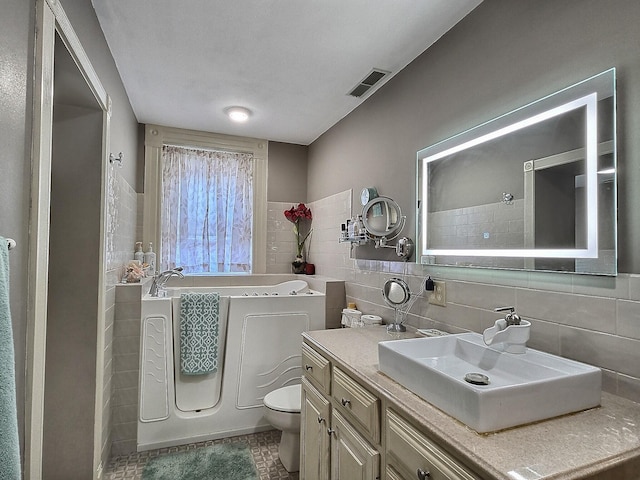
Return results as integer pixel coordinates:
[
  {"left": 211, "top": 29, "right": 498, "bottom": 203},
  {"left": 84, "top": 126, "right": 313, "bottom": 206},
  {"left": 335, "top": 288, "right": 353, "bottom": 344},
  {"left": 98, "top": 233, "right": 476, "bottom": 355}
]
[{"left": 284, "top": 203, "right": 313, "bottom": 260}]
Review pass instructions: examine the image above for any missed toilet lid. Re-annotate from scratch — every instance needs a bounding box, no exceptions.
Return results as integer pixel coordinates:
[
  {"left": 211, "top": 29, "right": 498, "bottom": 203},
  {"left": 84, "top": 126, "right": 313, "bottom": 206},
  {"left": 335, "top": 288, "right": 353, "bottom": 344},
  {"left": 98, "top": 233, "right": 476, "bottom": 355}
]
[{"left": 264, "top": 384, "right": 301, "bottom": 413}]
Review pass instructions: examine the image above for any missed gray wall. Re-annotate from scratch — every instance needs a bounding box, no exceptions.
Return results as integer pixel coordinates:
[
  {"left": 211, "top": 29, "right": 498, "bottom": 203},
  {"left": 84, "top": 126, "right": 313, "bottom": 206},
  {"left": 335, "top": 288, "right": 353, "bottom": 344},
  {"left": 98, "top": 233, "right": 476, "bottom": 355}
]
[
  {"left": 44, "top": 103, "right": 103, "bottom": 479},
  {"left": 0, "top": 0, "right": 35, "bottom": 461},
  {"left": 308, "top": 0, "right": 640, "bottom": 274},
  {"left": 267, "top": 141, "right": 308, "bottom": 202}
]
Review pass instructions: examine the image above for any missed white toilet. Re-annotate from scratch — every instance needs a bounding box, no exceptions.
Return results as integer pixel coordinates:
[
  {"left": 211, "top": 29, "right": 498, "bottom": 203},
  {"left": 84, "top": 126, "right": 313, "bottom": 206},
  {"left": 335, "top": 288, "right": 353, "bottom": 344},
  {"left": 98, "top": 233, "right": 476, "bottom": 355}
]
[{"left": 263, "top": 384, "right": 302, "bottom": 472}]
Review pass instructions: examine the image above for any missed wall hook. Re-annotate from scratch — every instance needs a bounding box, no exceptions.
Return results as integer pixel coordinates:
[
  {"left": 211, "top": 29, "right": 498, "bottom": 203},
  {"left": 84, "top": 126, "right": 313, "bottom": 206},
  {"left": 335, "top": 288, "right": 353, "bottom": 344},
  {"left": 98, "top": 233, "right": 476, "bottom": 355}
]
[
  {"left": 502, "top": 192, "right": 514, "bottom": 205},
  {"left": 109, "top": 152, "right": 124, "bottom": 166}
]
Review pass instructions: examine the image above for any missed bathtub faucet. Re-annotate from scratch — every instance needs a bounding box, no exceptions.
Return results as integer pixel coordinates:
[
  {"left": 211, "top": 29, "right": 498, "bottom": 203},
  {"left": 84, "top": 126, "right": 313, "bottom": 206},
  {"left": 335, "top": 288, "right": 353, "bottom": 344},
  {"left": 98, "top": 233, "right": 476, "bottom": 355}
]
[{"left": 148, "top": 267, "right": 184, "bottom": 297}]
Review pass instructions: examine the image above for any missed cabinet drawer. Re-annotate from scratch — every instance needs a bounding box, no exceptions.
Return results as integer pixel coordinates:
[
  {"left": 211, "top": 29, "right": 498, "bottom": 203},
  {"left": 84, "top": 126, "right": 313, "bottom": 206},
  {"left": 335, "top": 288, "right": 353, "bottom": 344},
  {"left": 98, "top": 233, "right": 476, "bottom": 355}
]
[
  {"left": 386, "top": 409, "right": 478, "bottom": 480},
  {"left": 332, "top": 367, "right": 380, "bottom": 443},
  {"left": 302, "top": 343, "right": 331, "bottom": 394}
]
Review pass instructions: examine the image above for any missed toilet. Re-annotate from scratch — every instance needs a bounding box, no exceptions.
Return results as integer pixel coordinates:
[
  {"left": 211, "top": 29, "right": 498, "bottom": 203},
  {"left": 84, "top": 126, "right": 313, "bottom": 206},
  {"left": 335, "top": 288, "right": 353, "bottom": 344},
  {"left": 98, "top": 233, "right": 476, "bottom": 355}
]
[{"left": 263, "top": 384, "right": 302, "bottom": 472}]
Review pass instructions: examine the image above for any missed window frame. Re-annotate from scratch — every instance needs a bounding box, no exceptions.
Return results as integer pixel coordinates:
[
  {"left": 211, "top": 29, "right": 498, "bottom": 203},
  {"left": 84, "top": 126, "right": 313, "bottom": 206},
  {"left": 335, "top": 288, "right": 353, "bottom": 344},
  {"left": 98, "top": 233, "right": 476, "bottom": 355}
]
[{"left": 143, "top": 124, "right": 268, "bottom": 274}]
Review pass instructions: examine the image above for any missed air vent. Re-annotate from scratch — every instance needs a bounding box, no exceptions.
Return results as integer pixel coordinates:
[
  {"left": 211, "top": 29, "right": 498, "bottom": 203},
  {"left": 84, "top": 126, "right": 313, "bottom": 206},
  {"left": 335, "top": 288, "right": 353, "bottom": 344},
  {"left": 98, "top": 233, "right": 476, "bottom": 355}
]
[{"left": 348, "top": 69, "right": 390, "bottom": 98}]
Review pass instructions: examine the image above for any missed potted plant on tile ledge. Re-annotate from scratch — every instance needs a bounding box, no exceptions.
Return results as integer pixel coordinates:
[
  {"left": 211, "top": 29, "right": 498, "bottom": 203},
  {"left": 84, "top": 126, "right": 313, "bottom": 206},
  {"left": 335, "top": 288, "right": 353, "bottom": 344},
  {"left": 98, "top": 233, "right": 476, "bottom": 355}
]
[{"left": 284, "top": 203, "right": 313, "bottom": 274}]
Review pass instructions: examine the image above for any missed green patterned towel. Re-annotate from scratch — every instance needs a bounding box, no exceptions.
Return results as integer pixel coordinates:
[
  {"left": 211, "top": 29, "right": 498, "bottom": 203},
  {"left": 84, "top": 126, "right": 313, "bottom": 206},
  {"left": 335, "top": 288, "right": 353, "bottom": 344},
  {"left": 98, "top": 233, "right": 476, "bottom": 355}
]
[
  {"left": 180, "top": 292, "right": 220, "bottom": 375},
  {"left": 0, "top": 237, "right": 21, "bottom": 479}
]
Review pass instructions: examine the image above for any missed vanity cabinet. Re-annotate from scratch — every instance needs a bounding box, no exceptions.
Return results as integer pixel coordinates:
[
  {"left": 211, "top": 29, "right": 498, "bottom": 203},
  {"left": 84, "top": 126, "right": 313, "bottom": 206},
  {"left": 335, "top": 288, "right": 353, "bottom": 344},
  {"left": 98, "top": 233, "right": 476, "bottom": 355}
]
[{"left": 301, "top": 343, "right": 381, "bottom": 480}]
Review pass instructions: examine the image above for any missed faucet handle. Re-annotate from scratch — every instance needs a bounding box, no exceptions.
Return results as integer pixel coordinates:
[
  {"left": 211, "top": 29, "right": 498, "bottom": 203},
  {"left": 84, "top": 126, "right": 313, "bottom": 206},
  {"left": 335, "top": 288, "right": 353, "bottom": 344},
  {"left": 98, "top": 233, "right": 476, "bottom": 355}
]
[
  {"left": 495, "top": 306, "right": 521, "bottom": 326},
  {"left": 495, "top": 306, "right": 515, "bottom": 313}
]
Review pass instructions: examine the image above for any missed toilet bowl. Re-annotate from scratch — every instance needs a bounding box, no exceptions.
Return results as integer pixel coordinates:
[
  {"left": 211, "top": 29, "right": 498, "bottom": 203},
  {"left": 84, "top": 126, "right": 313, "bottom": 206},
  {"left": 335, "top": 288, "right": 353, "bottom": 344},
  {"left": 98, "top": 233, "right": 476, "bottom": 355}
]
[{"left": 263, "top": 384, "right": 301, "bottom": 472}]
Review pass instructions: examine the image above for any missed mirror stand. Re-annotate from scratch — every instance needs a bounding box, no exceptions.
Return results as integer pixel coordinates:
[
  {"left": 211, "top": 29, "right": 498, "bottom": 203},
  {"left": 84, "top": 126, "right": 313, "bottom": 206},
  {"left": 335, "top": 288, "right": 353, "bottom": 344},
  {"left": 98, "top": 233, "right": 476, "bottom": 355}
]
[{"left": 387, "top": 309, "right": 407, "bottom": 333}]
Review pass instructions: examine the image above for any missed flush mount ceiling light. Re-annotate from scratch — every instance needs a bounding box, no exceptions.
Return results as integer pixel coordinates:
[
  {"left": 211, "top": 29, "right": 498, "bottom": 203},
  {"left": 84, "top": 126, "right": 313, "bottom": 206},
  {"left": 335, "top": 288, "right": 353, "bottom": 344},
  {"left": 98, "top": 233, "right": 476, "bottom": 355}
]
[{"left": 225, "top": 106, "right": 252, "bottom": 123}]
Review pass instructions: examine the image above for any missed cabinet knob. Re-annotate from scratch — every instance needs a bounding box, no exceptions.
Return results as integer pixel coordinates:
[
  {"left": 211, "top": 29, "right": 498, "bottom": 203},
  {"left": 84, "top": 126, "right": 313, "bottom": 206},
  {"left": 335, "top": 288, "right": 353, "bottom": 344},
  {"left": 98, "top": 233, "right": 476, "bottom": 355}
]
[
  {"left": 341, "top": 398, "right": 351, "bottom": 407},
  {"left": 305, "top": 364, "right": 313, "bottom": 371},
  {"left": 416, "top": 468, "right": 431, "bottom": 479},
  {"left": 327, "top": 428, "right": 335, "bottom": 436},
  {"left": 317, "top": 416, "right": 325, "bottom": 424}
]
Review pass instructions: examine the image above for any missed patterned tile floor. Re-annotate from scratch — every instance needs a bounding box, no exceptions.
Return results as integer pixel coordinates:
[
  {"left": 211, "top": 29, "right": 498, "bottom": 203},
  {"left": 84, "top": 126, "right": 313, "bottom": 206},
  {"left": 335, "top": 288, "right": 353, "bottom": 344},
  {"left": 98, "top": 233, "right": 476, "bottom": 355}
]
[{"left": 104, "top": 430, "right": 299, "bottom": 480}]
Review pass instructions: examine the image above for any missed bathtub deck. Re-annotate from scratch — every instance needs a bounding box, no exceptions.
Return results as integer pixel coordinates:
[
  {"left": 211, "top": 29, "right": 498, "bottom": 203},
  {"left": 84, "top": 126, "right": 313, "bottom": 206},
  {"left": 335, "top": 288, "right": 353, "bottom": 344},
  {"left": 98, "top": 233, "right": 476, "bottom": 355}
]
[{"left": 104, "top": 430, "right": 298, "bottom": 480}]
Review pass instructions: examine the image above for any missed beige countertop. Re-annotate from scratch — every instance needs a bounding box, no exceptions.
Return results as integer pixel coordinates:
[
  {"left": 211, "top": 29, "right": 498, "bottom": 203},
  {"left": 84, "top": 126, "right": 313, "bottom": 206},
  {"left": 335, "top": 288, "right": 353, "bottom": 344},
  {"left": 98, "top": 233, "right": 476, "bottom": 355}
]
[{"left": 303, "top": 326, "right": 640, "bottom": 480}]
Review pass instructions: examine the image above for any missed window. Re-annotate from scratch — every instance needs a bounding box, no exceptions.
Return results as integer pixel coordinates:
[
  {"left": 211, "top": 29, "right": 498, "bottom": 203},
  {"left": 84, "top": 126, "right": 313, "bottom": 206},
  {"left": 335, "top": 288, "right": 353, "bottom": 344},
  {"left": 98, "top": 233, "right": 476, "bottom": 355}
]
[
  {"left": 161, "top": 145, "right": 253, "bottom": 273},
  {"left": 143, "top": 125, "right": 268, "bottom": 275}
]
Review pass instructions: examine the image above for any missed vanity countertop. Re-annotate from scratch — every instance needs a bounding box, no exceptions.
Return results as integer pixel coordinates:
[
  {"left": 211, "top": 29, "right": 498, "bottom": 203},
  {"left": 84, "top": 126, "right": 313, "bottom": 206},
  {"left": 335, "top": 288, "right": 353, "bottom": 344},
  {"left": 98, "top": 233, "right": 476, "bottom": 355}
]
[{"left": 302, "top": 327, "right": 640, "bottom": 480}]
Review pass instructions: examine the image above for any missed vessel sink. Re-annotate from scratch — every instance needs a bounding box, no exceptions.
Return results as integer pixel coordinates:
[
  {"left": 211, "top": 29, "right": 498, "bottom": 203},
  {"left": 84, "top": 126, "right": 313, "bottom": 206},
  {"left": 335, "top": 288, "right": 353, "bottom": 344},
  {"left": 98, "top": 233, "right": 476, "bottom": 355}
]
[{"left": 378, "top": 332, "right": 601, "bottom": 433}]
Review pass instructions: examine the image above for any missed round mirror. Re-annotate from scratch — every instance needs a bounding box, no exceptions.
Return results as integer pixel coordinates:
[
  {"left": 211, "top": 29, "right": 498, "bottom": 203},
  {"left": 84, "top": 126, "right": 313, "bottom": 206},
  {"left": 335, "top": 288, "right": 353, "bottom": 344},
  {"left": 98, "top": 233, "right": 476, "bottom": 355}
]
[
  {"left": 382, "top": 278, "right": 411, "bottom": 308},
  {"left": 362, "top": 196, "right": 403, "bottom": 238}
]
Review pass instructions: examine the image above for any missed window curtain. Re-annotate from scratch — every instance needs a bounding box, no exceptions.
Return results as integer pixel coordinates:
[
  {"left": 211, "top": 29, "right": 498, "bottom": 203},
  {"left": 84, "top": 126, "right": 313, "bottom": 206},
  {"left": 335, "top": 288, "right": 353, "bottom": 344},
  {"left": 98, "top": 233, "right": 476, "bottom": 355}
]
[{"left": 160, "top": 145, "right": 254, "bottom": 273}]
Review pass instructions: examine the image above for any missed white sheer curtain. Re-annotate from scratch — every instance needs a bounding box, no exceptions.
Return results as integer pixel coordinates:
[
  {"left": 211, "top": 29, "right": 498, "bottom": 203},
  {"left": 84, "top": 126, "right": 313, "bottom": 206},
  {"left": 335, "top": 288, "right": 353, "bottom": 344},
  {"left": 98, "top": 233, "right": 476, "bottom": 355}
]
[{"left": 160, "top": 145, "right": 254, "bottom": 274}]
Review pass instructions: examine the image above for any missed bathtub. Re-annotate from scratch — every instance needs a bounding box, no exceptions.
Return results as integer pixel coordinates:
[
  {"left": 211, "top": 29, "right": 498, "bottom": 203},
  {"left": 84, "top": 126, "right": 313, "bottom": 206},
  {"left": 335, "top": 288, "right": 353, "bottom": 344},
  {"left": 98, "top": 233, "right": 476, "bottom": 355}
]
[{"left": 137, "top": 279, "right": 325, "bottom": 450}]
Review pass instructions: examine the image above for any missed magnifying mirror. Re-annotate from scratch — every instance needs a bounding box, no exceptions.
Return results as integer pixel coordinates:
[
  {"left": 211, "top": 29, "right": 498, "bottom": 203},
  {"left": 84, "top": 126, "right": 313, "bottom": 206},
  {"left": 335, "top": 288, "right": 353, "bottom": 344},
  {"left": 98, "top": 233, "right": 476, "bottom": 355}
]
[
  {"left": 362, "top": 196, "right": 404, "bottom": 239},
  {"left": 382, "top": 278, "right": 410, "bottom": 333},
  {"left": 382, "top": 278, "right": 411, "bottom": 308}
]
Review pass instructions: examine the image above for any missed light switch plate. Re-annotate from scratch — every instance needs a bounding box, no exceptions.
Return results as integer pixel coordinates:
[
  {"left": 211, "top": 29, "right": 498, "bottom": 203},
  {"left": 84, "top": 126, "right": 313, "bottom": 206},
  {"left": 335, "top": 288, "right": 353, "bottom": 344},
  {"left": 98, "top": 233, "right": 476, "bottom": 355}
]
[{"left": 428, "top": 280, "right": 446, "bottom": 307}]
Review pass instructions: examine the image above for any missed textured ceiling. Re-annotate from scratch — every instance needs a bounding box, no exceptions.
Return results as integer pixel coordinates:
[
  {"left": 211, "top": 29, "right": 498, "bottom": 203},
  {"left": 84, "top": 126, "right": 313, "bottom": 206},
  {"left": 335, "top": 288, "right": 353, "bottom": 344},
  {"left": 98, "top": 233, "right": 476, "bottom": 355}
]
[{"left": 92, "top": 0, "right": 481, "bottom": 145}]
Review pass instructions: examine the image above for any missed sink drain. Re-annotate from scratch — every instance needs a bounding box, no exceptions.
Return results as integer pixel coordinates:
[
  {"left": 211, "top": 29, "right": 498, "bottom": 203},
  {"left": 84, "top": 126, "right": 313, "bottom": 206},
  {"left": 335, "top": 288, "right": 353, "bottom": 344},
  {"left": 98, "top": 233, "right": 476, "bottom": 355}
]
[{"left": 464, "top": 372, "right": 490, "bottom": 385}]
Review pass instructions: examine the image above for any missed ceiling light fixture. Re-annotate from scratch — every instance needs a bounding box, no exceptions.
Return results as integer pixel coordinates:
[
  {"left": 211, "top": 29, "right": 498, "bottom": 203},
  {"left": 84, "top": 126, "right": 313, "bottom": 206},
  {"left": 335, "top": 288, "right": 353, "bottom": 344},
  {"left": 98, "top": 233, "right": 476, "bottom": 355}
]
[{"left": 225, "top": 106, "right": 251, "bottom": 123}]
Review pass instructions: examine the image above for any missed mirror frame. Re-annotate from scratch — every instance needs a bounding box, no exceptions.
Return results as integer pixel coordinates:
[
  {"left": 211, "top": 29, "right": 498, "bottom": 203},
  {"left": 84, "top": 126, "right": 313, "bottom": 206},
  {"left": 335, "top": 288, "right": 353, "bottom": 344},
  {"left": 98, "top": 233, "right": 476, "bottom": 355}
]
[
  {"left": 382, "top": 278, "right": 411, "bottom": 308},
  {"left": 362, "top": 196, "right": 404, "bottom": 239},
  {"left": 416, "top": 68, "right": 616, "bottom": 274}
]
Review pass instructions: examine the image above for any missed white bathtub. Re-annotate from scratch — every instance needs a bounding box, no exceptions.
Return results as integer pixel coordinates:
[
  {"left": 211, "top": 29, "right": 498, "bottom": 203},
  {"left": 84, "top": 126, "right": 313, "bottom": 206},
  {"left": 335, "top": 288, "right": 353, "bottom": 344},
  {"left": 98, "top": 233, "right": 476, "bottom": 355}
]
[{"left": 137, "top": 279, "right": 325, "bottom": 450}]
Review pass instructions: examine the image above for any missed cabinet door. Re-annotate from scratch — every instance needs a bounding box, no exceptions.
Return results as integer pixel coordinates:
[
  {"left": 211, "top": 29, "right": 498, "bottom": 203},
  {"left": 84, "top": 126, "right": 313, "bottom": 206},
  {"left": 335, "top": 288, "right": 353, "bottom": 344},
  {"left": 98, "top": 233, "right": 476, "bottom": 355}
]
[
  {"left": 331, "top": 410, "right": 380, "bottom": 480},
  {"left": 301, "top": 377, "right": 330, "bottom": 480},
  {"left": 386, "top": 409, "right": 478, "bottom": 480}
]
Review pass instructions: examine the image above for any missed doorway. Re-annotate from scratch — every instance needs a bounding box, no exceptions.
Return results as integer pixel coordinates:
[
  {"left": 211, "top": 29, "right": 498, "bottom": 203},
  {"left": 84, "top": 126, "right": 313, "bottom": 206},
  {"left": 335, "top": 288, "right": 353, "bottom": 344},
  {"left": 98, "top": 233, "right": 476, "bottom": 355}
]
[{"left": 28, "top": 1, "right": 110, "bottom": 478}]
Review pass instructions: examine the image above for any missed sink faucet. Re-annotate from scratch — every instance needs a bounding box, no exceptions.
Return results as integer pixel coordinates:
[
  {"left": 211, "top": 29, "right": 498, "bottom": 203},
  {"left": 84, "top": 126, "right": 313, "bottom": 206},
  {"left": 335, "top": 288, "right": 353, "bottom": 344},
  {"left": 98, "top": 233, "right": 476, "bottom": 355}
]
[
  {"left": 148, "top": 267, "right": 184, "bottom": 297},
  {"left": 495, "top": 306, "right": 521, "bottom": 326},
  {"left": 483, "top": 306, "right": 531, "bottom": 353}
]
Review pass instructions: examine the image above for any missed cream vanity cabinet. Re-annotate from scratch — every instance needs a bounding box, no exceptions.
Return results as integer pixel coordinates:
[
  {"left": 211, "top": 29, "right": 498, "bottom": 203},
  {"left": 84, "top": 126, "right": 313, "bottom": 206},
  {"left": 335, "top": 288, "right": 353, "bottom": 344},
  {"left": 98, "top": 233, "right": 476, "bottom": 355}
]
[
  {"left": 301, "top": 343, "right": 381, "bottom": 480},
  {"left": 301, "top": 340, "right": 479, "bottom": 480}
]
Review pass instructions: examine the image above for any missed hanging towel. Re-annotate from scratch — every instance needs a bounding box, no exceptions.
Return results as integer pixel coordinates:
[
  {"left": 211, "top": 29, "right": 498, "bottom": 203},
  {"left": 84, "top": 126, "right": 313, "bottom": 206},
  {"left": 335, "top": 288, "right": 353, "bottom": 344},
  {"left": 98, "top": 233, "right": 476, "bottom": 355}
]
[
  {"left": 180, "top": 292, "right": 220, "bottom": 375},
  {"left": 0, "top": 237, "right": 21, "bottom": 479}
]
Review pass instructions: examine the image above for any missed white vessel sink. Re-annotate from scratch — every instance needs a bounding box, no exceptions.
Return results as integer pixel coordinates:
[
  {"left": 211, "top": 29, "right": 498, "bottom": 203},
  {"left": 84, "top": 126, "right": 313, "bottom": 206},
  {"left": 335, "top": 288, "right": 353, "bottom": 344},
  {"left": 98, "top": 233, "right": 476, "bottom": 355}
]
[{"left": 378, "top": 332, "right": 601, "bottom": 433}]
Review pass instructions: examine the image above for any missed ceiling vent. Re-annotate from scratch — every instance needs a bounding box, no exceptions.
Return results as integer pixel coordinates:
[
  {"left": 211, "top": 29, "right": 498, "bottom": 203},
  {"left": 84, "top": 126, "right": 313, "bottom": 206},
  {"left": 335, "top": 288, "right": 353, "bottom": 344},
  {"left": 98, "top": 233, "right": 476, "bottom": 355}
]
[{"left": 348, "top": 69, "right": 390, "bottom": 98}]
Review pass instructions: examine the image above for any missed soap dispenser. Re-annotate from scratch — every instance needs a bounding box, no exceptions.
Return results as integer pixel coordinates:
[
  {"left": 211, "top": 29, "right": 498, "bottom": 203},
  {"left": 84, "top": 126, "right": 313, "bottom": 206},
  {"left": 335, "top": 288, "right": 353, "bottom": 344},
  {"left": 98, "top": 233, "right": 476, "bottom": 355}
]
[
  {"left": 133, "top": 242, "right": 144, "bottom": 263},
  {"left": 144, "top": 242, "right": 156, "bottom": 273}
]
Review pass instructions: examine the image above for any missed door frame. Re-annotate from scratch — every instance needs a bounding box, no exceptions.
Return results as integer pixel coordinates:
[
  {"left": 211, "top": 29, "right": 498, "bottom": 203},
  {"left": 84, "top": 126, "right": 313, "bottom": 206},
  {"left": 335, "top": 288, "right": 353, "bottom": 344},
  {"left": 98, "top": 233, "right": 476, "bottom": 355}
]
[{"left": 28, "top": 0, "right": 110, "bottom": 478}]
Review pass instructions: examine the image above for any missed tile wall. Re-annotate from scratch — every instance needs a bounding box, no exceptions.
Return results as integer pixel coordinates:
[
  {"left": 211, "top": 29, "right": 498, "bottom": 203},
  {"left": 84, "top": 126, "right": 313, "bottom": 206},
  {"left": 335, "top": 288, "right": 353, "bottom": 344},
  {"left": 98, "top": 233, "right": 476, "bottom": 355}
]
[
  {"left": 266, "top": 191, "right": 351, "bottom": 276},
  {"left": 111, "top": 283, "right": 145, "bottom": 456},
  {"left": 104, "top": 164, "right": 139, "bottom": 461},
  {"left": 311, "top": 190, "right": 640, "bottom": 403}
]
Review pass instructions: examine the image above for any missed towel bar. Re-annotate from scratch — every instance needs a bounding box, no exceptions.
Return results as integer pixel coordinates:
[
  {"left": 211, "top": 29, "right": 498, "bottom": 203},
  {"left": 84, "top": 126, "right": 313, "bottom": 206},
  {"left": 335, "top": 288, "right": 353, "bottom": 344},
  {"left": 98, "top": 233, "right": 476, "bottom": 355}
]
[{"left": 6, "top": 238, "right": 16, "bottom": 250}]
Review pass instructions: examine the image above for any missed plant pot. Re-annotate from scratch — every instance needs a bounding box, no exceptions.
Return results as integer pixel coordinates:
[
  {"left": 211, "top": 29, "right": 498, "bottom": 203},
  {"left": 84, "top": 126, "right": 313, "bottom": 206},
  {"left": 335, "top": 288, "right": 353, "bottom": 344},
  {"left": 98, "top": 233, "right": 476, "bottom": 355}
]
[{"left": 292, "top": 257, "right": 306, "bottom": 274}]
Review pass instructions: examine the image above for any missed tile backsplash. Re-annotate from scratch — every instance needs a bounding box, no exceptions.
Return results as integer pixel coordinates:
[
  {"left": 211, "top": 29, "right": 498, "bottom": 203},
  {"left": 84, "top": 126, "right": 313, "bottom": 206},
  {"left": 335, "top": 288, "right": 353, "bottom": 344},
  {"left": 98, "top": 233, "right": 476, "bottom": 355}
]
[{"left": 333, "top": 251, "right": 640, "bottom": 404}]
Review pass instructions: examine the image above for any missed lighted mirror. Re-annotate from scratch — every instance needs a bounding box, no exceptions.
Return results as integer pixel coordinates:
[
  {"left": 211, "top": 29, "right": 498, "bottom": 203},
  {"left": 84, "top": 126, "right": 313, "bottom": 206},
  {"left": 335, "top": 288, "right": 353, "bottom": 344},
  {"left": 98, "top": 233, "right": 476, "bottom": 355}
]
[{"left": 417, "top": 69, "right": 616, "bottom": 275}]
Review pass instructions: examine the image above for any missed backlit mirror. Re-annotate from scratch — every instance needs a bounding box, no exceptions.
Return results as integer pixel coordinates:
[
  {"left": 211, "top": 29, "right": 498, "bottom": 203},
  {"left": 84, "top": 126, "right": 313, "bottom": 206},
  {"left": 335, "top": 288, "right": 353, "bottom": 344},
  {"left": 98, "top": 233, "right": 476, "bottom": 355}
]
[{"left": 417, "top": 69, "right": 616, "bottom": 275}]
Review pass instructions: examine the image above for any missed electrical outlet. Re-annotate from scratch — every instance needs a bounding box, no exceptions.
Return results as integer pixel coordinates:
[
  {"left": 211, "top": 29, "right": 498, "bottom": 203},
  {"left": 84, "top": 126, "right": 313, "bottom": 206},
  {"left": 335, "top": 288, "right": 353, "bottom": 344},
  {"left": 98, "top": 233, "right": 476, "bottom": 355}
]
[{"left": 429, "top": 280, "right": 446, "bottom": 307}]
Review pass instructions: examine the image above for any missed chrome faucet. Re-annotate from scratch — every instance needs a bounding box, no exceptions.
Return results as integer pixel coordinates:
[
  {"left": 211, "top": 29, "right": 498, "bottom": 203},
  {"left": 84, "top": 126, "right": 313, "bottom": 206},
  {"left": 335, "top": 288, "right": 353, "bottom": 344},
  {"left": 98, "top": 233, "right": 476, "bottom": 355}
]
[
  {"left": 483, "top": 306, "right": 530, "bottom": 353},
  {"left": 495, "top": 306, "right": 521, "bottom": 326},
  {"left": 148, "top": 267, "right": 184, "bottom": 297}
]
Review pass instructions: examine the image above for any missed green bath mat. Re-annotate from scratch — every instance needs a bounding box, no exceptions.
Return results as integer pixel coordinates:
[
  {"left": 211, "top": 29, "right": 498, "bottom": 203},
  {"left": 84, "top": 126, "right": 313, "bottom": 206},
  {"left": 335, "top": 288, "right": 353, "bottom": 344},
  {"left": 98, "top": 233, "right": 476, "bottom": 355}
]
[{"left": 142, "top": 442, "right": 258, "bottom": 480}]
